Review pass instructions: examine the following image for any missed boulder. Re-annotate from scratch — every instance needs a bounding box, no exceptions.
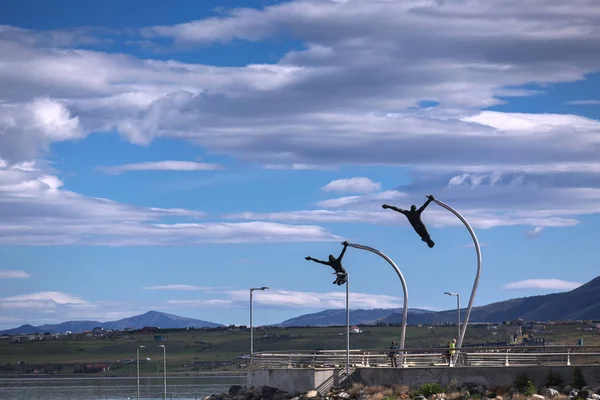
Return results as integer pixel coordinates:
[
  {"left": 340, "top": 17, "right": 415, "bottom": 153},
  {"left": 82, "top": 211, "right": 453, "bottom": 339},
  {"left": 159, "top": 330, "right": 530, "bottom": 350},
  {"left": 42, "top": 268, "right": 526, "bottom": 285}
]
[
  {"left": 306, "top": 390, "right": 320, "bottom": 399},
  {"left": 272, "top": 390, "right": 291, "bottom": 400},
  {"left": 230, "top": 386, "right": 245, "bottom": 396},
  {"left": 542, "top": 388, "right": 559, "bottom": 398},
  {"left": 589, "top": 395, "right": 600, "bottom": 400},
  {"left": 338, "top": 393, "right": 350, "bottom": 399},
  {"left": 412, "top": 396, "right": 426, "bottom": 400},
  {"left": 531, "top": 395, "right": 545, "bottom": 400},
  {"left": 261, "top": 386, "right": 280, "bottom": 398}
]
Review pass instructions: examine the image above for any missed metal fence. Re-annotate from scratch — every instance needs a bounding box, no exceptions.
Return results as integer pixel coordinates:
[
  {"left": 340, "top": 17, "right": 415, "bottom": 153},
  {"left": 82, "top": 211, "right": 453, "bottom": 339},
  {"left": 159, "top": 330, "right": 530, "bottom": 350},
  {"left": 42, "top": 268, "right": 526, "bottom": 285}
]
[{"left": 251, "top": 346, "right": 600, "bottom": 369}]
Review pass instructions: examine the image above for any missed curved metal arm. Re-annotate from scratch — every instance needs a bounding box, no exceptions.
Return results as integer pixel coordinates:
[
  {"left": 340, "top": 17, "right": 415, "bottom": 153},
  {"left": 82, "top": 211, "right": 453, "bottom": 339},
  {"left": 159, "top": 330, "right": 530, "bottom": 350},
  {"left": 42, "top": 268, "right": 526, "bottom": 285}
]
[
  {"left": 428, "top": 196, "right": 482, "bottom": 351},
  {"left": 344, "top": 242, "right": 409, "bottom": 353}
]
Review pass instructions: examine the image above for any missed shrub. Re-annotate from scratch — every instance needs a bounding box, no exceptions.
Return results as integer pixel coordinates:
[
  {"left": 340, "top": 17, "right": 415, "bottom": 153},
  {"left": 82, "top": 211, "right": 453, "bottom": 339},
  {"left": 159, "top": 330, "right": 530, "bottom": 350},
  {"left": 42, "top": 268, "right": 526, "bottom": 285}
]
[
  {"left": 545, "top": 370, "right": 564, "bottom": 387},
  {"left": 524, "top": 380, "right": 537, "bottom": 396},
  {"left": 513, "top": 374, "right": 531, "bottom": 392},
  {"left": 572, "top": 367, "right": 586, "bottom": 389},
  {"left": 413, "top": 383, "right": 445, "bottom": 398},
  {"left": 392, "top": 385, "right": 410, "bottom": 396},
  {"left": 348, "top": 383, "right": 365, "bottom": 398}
]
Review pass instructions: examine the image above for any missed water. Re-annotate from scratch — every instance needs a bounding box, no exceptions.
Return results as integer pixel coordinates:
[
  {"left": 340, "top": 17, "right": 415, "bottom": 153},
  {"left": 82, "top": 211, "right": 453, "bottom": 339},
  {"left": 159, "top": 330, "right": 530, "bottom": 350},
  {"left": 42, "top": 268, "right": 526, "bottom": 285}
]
[{"left": 0, "top": 375, "right": 246, "bottom": 400}]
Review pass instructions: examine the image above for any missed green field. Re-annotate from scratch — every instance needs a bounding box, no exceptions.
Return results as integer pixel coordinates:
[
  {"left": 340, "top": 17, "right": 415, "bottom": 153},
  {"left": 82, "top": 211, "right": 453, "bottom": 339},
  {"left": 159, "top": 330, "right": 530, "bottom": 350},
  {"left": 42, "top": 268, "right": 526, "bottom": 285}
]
[{"left": 1, "top": 323, "right": 596, "bottom": 375}]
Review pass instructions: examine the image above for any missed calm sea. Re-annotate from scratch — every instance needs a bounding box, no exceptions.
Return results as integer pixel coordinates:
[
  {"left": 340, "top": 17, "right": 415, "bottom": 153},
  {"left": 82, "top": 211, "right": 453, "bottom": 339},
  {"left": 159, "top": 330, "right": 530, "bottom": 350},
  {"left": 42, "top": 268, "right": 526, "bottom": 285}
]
[{"left": 0, "top": 375, "right": 246, "bottom": 400}]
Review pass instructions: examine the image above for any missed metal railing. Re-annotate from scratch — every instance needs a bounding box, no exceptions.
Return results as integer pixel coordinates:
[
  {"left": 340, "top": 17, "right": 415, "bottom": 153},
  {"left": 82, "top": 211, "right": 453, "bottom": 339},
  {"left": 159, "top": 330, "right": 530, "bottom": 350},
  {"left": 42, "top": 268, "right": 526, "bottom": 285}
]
[{"left": 250, "top": 346, "right": 600, "bottom": 369}]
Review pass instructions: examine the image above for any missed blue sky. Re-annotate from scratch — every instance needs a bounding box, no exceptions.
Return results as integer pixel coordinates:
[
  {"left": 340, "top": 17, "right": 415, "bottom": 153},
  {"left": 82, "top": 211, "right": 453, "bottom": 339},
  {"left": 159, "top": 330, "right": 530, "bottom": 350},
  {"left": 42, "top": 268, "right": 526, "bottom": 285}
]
[{"left": 1, "top": 0, "right": 600, "bottom": 330}]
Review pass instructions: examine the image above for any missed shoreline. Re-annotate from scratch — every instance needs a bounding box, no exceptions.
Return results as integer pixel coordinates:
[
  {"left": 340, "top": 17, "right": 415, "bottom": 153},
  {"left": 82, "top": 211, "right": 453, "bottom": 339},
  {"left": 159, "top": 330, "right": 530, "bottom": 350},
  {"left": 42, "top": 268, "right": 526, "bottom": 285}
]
[{"left": 0, "top": 371, "right": 247, "bottom": 379}]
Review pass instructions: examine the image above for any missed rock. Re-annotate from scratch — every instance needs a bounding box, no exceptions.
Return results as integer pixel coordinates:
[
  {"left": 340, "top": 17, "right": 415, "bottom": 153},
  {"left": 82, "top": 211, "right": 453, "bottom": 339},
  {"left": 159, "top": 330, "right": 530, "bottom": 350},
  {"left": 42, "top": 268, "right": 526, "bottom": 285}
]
[
  {"left": 590, "top": 395, "right": 600, "bottom": 400},
  {"left": 357, "top": 395, "right": 368, "bottom": 400},
  {"left": 543, "top": 388, "right": 559, "bottom": 398},
  {"left": 570, "top": 390, "right": 580, "bottom": 398},
  {"left": 412, "top": 396, "right": 426, "bottom": 400},
  {"left": 338, "top": 393, "right": 350, "bottom": 399},
  {"left": 508, "top": 388, "right": 519, "bottom": 396},
  {"left": 272, "top": 390, "right": 291, "bottom": 400},
  {"left": 306, "top": 390, "right": 320, "bottom": 399},
  {"left": 261, "top": 387, "right": 280, "bottom": 398},
  {"left": 531, "top": 395, "right": 545, "bottom": 400},
  {"left": 472, "top": 386, "right": 485, "bottom": 396},
  {"left": 494, "top": 396, "right": 503, "bottom": 400},
  {"left": 230, "top": 386, "right": 244, "bottom": 396},
  {"left": 563, "top": 386, "right": 573, "bottom": 395},
  {"left": 458, "top": 390, "right": 470, "bottom": 400}
]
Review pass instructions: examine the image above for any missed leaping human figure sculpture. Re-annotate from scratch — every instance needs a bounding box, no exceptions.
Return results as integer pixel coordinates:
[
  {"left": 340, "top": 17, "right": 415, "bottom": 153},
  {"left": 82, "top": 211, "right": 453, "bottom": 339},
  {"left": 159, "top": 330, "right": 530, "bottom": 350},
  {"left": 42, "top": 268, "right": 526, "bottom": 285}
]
[
  {"left": 382, "top": 195, "right": 435, "bottom": 248},
  {"left": 305, "top": 241, "right": 349, "bottom": 285}
]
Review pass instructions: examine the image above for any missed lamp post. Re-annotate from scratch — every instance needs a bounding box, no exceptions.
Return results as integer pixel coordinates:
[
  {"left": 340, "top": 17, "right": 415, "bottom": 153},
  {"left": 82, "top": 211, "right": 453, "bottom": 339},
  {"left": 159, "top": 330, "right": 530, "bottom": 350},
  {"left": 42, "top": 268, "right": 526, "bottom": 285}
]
[
  {"left": 158, "top": 344, "right": 166, "bottom": 400},
  {"left": 345, "top": 242, "right": 409, "bottom": 365},
  {"left": 444, "top": 292, "right": 460, "bottom": 342},
  {"left": 345, "top": 272, "right": 350, "bottom": 386},
  {"left": 136, "top": 345, "right": 145, "bottom": 400},
  {"left": 250, "top": 287, "right": 270, "bottom": 356},
  {"left": 428, "top": 195, "right": 482, "bottom": 352}
]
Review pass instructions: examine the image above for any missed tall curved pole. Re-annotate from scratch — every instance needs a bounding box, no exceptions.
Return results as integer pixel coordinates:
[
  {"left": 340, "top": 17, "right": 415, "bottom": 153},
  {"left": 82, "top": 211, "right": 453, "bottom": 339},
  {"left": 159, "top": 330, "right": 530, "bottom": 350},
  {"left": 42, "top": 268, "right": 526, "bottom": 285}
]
[
  {"left": 345, "top": 242, "right": 409, "bottom": 355},
  {"left": 428, "top": 196, "right": 482, "bottom": 353}
]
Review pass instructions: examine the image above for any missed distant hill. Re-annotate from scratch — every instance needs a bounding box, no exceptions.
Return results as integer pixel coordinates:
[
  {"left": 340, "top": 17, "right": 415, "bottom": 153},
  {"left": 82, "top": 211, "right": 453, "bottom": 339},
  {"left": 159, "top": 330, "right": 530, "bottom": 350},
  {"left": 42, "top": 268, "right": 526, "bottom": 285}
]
[
  {"left": 279, "top": 276, "right": 600, "bottom": 327},
  {"left": 0, "top": 311, "right": 223, "bottom": 334},
  {"left": 279, "top": 308, "right": 437, "bottom": 326},
  {"left": 382, "top": 276, "right": 600, "bottom": 325}
]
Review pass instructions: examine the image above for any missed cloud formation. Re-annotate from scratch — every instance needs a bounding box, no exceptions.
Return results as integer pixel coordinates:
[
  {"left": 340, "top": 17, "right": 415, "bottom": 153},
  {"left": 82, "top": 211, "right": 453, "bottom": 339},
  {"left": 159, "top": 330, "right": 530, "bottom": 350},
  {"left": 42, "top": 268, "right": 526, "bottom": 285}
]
[
  {"left": 321, "top": 177, "right": 381, "bottom": 194},
  {"left": 143, "top": 285, "right": 213, "bottom": 291},
  {"left": 0, "top": 160, "right": 339, "bottom": 245},
  {"left": 0, "top": 0, "right": 600, "bottom": 242},
  {"left": 502, "top": 279, "right": 583, "bottom": 290},
  {"left": 97, "top": 161, "right": 221, "bottom": 174},
  {"left": 0, "top": 270, "right": 31, "bottom": 279}
]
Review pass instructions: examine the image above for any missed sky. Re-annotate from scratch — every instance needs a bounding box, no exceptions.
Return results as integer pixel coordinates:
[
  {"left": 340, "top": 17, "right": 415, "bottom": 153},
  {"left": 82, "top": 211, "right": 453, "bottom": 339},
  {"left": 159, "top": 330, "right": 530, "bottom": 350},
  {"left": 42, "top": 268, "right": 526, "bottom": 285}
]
[{"left": 1, "top": 0, "right": 600, "bottom": 330}]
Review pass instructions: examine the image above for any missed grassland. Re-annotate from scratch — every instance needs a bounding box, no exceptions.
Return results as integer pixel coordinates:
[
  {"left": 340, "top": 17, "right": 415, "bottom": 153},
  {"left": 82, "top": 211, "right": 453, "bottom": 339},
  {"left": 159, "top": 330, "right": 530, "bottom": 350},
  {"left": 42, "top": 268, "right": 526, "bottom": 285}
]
[{"left": 1, "top": 323, "right": 597, "bottom": 375}]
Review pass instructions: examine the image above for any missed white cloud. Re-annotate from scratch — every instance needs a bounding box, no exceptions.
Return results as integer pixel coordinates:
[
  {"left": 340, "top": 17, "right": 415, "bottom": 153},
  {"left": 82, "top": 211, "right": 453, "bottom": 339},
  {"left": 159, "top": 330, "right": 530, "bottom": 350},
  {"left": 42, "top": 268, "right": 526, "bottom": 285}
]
[
  {"left": 228, "top": 289, "right": 403, "bottom": 309},
  {"left": 143, "top": 285, "right": 212, "bottom": 291},
  {"left": 1, "top": 291, "right": 87, "bottom": 305},
  {"left": 97, "top": 161, "right": 221, "bottom": 174},
  {"left": 0, "top": 0, "right": 600, "bottom": 238},
  {"left": 567, "top": 100, "right": 600, "bottom": 105},
  {"left": 525, "top": 226, "right": 544, "bottom": 238},
  {"left": 502, "top": 279, "right": 582, "bottom": 290},
  {"left": 0, "top": 160, "right": 339, "bottom": 245},
  {"left": 263, "top": 164, "right": 332, "bottom": 170},
  {"left": 0, "top": 270, "right": 31, "bottom": 279},
  {"left": 321, "top": 177, "right": 381, "bottom": 194}
]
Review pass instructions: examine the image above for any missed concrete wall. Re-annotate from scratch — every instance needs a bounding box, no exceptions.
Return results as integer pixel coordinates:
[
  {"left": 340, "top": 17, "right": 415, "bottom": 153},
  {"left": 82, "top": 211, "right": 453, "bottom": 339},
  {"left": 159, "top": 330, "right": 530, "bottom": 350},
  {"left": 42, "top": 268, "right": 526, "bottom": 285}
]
[
  {"left": 353, "top": 366, "right": 600, "bottom": 389},
  {"left": 247, "top": 368, "right": 339, "bottom": 393},
  {"left": 248, "top": 367, "right": 600, "bottom": 393}
]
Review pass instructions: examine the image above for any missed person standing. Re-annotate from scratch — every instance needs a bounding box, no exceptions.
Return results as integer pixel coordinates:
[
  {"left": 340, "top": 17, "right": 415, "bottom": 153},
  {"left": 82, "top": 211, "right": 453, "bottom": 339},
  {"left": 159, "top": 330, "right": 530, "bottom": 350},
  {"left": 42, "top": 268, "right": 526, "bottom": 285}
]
[{"left": 388, "top": 341, "right": 398, "bottom": 367}]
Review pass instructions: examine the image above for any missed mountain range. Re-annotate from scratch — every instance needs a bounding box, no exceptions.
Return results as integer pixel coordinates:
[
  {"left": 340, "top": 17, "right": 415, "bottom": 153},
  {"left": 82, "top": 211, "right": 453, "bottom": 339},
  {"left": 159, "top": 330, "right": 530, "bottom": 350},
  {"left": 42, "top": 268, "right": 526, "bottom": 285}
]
[
  {"left": 0, "top": 311, "right": 222, "bottom": 335},
  {"left": 3, "top": 276, "right": 600, "bottom": 334},
  {"left": 279, "top": 275, "right": 600, "bottom": 326}
]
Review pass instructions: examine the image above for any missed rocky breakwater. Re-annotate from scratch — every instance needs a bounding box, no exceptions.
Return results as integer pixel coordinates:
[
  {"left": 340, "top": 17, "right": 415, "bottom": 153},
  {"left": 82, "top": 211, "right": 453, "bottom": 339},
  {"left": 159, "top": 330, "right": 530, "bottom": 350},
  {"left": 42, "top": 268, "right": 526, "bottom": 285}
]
[{"left": 206, "top": 382, "right": 600, "bottom": 400}]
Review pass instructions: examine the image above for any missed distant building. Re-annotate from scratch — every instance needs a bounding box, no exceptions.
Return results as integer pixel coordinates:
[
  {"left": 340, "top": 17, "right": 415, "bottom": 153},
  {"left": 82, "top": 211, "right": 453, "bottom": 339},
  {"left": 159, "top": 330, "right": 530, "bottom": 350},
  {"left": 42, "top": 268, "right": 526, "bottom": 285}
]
[{"left": 350, "top": 326, "right": 362, "bottom": 334}]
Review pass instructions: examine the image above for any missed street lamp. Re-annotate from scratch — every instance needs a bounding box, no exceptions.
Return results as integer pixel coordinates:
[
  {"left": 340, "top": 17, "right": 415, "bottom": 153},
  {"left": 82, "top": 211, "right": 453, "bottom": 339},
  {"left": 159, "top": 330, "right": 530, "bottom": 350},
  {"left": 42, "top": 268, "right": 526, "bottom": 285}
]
[
  {"left": 250, "top": 287, "right": 270, "bottom": 356},
  {"left": 444, "top": 292, "right": 460, "bottom": 341},
  {"left": 136, "top": 345, "right": 145, "bottom": 400},
  {"left": 158, "top": 345, "right": 166, "bottom": 400}
]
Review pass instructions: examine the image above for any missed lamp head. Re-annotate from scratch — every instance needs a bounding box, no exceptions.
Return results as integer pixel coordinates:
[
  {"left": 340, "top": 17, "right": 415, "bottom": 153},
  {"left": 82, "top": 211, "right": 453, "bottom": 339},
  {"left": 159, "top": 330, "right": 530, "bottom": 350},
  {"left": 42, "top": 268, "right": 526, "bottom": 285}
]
[
  {"left": 139, "top": 345, "right": 145, "bottom": 348},
  {"left": 260, "top": 286, "right": 270, "bottom": 290}
]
